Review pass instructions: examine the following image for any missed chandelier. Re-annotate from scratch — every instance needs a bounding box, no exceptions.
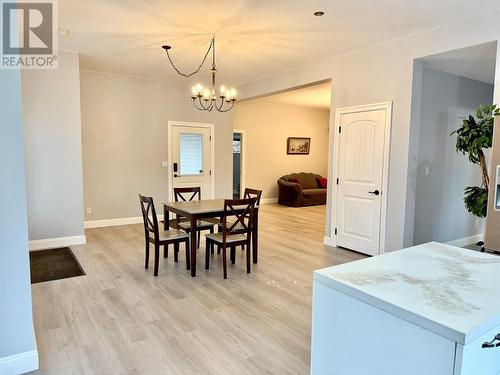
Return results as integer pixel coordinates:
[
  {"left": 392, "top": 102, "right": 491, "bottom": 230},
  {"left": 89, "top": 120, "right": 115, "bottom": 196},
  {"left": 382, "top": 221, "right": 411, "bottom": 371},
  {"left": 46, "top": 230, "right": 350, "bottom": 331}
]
[{"left": 162, "top": 36, "right": 236, "bottom": 112}]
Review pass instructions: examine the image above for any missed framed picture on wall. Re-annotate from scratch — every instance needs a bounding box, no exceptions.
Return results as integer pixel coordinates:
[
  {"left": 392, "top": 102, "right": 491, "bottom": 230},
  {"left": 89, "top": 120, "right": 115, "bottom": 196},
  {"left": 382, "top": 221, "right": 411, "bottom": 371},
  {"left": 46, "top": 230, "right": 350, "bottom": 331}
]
[{"left": 287, "top": 137, "right": 311, "bottom": 155}]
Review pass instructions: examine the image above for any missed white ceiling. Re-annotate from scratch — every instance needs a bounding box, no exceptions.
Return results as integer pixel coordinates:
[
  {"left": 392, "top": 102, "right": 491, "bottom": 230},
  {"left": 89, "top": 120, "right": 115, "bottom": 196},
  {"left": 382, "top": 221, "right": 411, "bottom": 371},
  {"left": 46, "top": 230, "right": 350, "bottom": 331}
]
[
  {"left": 421, "top": 42, "right": 497, "bottom": 84},
  {"left": 262, "top": 82, "right": 331, "bottom": 109},
  {"left": 59, "top": 0, "right": 500, "bottom": 87}
]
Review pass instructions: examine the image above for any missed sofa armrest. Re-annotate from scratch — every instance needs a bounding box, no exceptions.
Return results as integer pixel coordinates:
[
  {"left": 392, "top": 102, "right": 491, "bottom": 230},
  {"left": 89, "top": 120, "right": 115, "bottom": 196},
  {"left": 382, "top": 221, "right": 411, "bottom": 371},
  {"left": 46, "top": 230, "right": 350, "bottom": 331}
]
[{"left": 277, "top": 179, "right": 303, "bottom": 206}]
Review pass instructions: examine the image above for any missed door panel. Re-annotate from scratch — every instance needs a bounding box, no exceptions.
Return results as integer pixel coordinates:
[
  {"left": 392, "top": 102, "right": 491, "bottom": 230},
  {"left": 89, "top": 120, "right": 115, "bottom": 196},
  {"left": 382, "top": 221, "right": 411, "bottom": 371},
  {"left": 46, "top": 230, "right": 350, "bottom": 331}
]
[
  {"left": 171, "top": 125, "right": 212, "bottom": 200},
  {"left": 336, "top": 107, "right": 388, "bottom": 255}
]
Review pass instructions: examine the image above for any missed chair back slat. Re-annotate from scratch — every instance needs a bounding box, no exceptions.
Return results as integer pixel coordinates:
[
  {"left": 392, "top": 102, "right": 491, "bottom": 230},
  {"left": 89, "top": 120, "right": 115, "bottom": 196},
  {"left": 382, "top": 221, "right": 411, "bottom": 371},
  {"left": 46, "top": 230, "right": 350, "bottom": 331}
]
[
  {"left": 174, "top": 187, "right": 201, "bottom": 202},
  {"left": 139, "top": 195, "right": 159, "bottom": 238},
  {"left": 221, "top": 197, "right": 257, "bottom": 242},
  {"left": 244, "top": 188, "right": 262, "bottom": 208}
]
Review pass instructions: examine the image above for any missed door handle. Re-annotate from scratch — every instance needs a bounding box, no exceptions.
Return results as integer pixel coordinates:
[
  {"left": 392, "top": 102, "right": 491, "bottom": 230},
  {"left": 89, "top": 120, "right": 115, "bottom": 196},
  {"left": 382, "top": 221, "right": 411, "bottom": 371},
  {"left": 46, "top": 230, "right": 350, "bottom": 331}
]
[
  {"left": 368, "top": 189, "right": 380, "bottom": 196},
  {"left": 174, "top": 174, "right": 178, "bottom": 178}
]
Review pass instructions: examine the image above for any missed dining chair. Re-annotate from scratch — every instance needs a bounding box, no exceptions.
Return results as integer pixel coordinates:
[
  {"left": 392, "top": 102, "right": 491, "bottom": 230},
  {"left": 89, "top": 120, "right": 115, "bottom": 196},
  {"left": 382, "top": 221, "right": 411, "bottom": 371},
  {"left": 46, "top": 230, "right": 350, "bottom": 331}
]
[
  {"left": 205, "top": 197, "right": 257, "bottom": 279},
  {"left": 139, "top": 195, "right": 190, "bottom": 276},
  {"left": 170, "top": 187, "right": 217, "bottom": 249},
  {"left": 216, "top": 188, "right": 262, "bottom": 251}
]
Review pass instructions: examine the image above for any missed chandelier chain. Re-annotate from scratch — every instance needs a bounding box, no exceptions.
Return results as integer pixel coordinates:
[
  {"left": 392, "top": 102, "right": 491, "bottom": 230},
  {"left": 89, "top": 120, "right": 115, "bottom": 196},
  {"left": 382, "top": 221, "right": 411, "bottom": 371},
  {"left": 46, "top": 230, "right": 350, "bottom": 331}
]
[{"left": 165, "top": 37, "right": 214, "bottom": 78}]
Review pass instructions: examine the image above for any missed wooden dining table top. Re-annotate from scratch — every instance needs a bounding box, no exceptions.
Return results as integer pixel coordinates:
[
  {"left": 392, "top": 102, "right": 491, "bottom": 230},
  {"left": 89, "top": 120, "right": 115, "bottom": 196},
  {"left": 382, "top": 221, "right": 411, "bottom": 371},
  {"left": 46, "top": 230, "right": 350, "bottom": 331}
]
[{"left": 163, "top": 199, "right": 252, "bottom": 215}]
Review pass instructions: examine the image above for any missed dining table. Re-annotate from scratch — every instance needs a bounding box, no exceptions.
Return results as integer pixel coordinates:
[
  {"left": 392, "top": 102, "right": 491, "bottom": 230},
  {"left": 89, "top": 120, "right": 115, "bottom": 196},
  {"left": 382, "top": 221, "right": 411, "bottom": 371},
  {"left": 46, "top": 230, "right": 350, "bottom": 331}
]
[{"left": 163, "top": 199, "right": 259, "bottom": 277}]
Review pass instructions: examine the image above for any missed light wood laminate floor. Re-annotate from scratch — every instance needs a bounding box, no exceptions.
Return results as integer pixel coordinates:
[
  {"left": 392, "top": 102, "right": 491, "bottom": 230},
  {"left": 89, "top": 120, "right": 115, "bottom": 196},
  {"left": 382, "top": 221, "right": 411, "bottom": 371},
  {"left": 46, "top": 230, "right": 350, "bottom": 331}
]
[{"left": 30, "top": 204, "right": 366, "bottom": 375}]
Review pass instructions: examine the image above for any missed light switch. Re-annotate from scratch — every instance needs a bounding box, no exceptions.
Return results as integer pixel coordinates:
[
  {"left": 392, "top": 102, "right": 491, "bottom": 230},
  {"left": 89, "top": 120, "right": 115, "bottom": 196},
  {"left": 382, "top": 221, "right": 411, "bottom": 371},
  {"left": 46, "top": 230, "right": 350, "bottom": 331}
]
[{"left": 424, "top": 166, "right": 430, "bottom": 176}]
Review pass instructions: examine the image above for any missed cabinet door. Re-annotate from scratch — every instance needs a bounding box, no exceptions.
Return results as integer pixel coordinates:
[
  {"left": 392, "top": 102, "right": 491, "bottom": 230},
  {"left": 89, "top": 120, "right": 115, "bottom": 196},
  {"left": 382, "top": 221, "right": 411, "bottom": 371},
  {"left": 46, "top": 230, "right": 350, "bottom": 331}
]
[
  {"left": 456, "top": 325, "right": 500, "bottom": 375},
  {"left": 311, "top": 281, "right": 456, "bottom": 374}
]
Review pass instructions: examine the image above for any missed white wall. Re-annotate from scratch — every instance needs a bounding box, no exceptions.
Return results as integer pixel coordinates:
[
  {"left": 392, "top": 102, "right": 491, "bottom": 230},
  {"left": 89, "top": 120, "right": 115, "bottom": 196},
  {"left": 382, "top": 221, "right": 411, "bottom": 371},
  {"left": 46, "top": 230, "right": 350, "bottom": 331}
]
[
  {"left": 0, "top": 68, "right": 38, "bottom": 372},
  {"left": 237, "top": 10, "right": 500, "bottom": 251},
  {"left": 80, "top": 70, "right": 233, "bottom": 222},
  {"left": 234, "top": 100, "right": 329, "bottom": 199},
  {"left": 21, "top": 51, "right": 85, "bottom": 242},
  {"left": 413, "top": 67, "right": 494, "bottom": 245}
]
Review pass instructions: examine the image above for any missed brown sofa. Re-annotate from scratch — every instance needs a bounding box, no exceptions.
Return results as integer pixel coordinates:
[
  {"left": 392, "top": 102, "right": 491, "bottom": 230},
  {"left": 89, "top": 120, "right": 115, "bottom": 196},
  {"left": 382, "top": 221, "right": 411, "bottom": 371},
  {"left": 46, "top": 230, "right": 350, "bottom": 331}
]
[{"left": 277, "top": 172, "right": 326, "bottom": 207}]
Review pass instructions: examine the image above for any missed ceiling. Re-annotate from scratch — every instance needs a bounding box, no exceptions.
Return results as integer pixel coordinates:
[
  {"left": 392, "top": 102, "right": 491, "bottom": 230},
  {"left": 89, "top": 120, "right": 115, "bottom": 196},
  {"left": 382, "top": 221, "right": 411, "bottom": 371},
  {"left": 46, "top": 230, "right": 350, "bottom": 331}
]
[
  {"left": 421, "top": 42, "right": 497, "bottom": 84},
  {"left": 59, "top": 0, "right": 500, "bottom": 87},
  {"left": 262, "top": 82, "right": 331, "bottom": 109}
]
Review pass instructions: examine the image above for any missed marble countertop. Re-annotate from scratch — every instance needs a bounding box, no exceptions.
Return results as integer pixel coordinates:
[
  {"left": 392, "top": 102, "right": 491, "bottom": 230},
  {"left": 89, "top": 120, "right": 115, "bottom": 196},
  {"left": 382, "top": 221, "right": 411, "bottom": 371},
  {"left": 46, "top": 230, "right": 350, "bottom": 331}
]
[{"left": 314, "top": 242, "right": 500, "bottom": 344}]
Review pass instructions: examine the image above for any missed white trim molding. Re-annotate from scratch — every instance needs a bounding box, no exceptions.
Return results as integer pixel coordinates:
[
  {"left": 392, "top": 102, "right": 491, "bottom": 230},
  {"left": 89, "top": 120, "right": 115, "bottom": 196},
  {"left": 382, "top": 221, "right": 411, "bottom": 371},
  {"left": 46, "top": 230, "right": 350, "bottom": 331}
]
[
  {"left": 85, "top": 215, "right": 163, "bottom": 229},
  {"left": 446, "top": 233, "right": 484, "bottom": 248},
  {"left": 29, "top": 235, "right": 86, "bottom": 251},
  {"left": 0, "top": 348, "right": 39, "bottom": 375},
  {"left": 323, "top": 236, "right": 334, "bottom": 247}
]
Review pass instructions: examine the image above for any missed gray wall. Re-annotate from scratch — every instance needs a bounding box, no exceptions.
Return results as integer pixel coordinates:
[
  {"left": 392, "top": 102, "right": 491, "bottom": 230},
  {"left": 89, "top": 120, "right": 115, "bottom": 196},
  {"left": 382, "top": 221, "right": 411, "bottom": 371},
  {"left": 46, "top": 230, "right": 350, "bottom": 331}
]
[
  {"left": 80, "top": 70, "right": 233, "bottom": 221},
  {"left": 21, "top": 51, "right": 85, "bottom": 240},
  {"left": 413, "top": 67, "right": 494, "bottom": 244},
  {"left": 0, "top": 67, "right": 36, "bottom": 362}
]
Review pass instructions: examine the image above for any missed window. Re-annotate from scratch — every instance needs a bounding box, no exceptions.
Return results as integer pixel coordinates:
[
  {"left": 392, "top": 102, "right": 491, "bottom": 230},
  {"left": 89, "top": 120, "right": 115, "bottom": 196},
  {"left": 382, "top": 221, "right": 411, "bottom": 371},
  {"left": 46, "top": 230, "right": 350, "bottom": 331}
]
[{"left": 180, "top": 133, "right": 203, "bottom": 175}]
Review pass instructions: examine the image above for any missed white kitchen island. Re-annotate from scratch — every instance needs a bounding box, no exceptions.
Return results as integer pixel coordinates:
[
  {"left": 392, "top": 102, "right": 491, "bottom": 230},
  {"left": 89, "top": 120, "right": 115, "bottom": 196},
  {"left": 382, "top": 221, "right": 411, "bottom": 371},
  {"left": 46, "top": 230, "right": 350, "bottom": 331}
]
[{"left": 311, "top": 242, "right": 500, "bottom": 374}]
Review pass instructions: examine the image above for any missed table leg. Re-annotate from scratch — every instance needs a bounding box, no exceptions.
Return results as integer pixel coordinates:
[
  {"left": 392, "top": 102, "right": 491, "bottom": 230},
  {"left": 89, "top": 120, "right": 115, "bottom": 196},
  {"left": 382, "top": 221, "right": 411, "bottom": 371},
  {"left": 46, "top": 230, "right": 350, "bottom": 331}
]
[
  {"left": 190, "top": 216, "right": 197, "bottom": 277},
  {"left": 253, "top": 209, "right": 259, "bottom": 264}
]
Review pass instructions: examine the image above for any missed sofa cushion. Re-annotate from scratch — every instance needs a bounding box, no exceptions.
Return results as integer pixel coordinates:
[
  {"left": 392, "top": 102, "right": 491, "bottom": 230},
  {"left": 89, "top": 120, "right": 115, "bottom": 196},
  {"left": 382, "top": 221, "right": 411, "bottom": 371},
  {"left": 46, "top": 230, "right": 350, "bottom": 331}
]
[
  {"left": 302, "top": 188, "right": 326, "bottom": 197},
  {"left": 317, "top": 177, "right": 327, "bottom": 188}
]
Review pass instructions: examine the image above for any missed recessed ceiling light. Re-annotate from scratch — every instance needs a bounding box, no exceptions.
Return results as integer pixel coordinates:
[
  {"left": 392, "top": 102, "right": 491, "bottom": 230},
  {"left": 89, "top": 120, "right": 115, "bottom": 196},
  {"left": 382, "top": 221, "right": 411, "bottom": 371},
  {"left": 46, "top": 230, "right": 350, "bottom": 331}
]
[{"left": 314, "top": 11, "right": 325, "bottom": 16}]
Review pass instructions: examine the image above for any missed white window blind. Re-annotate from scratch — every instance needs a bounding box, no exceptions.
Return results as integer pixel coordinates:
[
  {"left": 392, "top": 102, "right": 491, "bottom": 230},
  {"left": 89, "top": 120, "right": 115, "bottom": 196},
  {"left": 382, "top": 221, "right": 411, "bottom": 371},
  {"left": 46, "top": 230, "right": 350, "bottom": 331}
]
[{"left": 180, "top": 133, "right": 203, "bottom": 175}]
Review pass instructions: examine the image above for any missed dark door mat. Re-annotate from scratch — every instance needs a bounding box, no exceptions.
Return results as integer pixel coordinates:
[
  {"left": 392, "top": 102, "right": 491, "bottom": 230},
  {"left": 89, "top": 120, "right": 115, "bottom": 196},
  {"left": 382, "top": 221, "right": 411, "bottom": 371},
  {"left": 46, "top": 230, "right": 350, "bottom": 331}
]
[{"left": 30, "top": 247, "right": 86, "bottom": 284}]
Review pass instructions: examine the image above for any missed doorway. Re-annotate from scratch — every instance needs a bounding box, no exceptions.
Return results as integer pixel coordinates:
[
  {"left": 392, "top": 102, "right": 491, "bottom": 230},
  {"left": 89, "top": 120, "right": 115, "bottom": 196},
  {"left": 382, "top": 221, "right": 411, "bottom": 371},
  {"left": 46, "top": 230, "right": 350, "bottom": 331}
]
[
  {"left": 332, "top": 102, "right": 392, "bottom": 256},
  {"left": 233, "top": 130, "right": 245, "bottom": 198},
  {"left": 167, "top": 121, "right": 215, "bottom": 203}
]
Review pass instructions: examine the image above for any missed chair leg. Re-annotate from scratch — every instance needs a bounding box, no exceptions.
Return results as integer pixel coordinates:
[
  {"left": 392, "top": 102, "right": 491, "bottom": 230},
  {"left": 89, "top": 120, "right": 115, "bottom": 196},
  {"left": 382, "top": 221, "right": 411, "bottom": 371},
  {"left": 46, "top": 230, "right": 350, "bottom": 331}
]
[
  {"left": 217, "top": 245, "right": 221, "bottom": 254},
  {"left": 230, "top": 246, "right": 236, "bottom": 265},
  {"left": 205, "top": 239, "right": 210, "bottom": 270},
  {"left": 164, "top": 244, "right": 168, "bottom": 258},
  {"left": 210, "top": 227, "right": 214, "bottom": 254},
  {"left": 174, "top": 242, "right": 179, "bottom": 263},
  {"left": 246, "top": 239, "right": 251, "bottom": 273},
  {"left": 185, "top": 239, "right": 190, "bottom": 270},
  {"left": 145, "top": 239, "right": 150, "bottom": 269},
  {"left": 222, "top": 245, "right": 228, "bottom": 279},
  {"left": 197, "top": 230, "right": 201, "bottom": 248},
  {"left": 154, "top": 243, "right": 160, "bottom": 276}
]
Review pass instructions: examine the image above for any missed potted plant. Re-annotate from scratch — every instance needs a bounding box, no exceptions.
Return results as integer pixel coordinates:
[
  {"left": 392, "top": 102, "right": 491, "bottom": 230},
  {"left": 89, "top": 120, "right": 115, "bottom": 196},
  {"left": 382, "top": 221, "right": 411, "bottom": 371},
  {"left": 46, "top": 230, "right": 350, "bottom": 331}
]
[{"left": 451, "top": 104, "right": 499, "bottom": 218}]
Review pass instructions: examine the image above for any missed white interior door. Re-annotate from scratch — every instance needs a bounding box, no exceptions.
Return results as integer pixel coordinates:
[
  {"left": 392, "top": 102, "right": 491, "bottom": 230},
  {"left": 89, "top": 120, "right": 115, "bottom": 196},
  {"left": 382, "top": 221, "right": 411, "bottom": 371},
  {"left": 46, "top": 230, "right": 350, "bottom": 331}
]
[
  {"left": 170, "top": 123, "right": 213, "bottom": 200},
  {"left": 335, "top": 103, "right": 391, "bottom": 256}
]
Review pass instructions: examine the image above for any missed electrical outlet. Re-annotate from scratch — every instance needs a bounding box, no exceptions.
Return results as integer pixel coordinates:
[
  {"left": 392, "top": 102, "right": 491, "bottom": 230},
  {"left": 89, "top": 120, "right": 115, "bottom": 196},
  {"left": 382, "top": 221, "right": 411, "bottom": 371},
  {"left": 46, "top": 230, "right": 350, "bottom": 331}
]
[
  {"left": 86, "top": 207, "right": 92, "bottom": 215},
  {"left": 424, "top": 166, "right": 430, "bottom": 176}
]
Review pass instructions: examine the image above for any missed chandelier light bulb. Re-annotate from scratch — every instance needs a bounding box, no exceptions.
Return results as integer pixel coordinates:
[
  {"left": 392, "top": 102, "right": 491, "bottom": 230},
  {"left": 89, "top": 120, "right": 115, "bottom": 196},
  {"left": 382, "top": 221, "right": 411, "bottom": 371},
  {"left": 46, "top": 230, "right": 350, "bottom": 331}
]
[
  {"left": 203, "top": 88, "right": 210, "bottom": 99},
  {"left": 220, "top": 85, "right": 226, "bottom": 95},
  {"left": 191, "top": 86, "right": 197, "bottom": 96},
  {"left": 196, "top": 83, "right": 203, "bottom": 93}
]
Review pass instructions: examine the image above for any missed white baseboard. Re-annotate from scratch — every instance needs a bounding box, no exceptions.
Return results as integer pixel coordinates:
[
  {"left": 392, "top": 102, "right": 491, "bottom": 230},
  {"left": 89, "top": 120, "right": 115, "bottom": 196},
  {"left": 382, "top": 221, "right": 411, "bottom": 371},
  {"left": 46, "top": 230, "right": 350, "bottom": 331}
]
[
  {"left": 85, "top": 215, "right": 163, "bottom": 229},
  {"left": 0, "top": 348, "right": 39, "bottom": 375},
  {"left": 260, "top": 198, "right": 278, "bottom": 204},
  {"left": 29, "top": 235, "right": 86, "bottom": 251},
  {"left": 446, "top": 233, "right": 484, "bottom": 248}
]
